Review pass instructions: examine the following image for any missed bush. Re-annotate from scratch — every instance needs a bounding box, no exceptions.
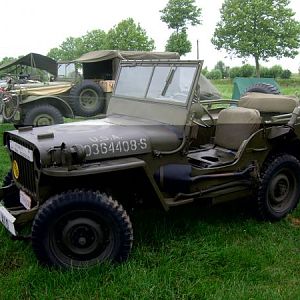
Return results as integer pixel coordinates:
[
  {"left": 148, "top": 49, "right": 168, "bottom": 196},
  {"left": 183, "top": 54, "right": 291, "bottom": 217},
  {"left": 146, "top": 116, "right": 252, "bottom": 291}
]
[
  {"left": 270, "top": 65, "right": 283, "bottom": 78},
  {"left": 206, "top": 69, "right": 222, "bottom": 80},
  {"left": 229, "top": 67, "right": 242, "bottom": 79},
  {"left": 280, "top": 69, "right": 292, "bottom": 79},
  {"left": 240, "top": 64, "right": 255, "bottom": 77}
]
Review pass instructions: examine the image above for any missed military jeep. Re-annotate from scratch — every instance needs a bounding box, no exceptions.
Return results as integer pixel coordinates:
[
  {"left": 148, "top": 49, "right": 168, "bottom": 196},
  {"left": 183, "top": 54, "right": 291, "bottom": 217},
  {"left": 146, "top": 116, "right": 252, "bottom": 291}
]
[{"left": 1, "top": 60, "right": 300, "bottom": 269}]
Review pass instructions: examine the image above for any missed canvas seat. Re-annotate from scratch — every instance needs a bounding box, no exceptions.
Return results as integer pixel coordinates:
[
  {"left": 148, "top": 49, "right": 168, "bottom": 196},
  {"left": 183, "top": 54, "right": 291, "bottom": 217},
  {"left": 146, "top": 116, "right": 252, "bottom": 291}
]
[{"left": 188, "top": 107, "right": 261, "bottom": 168}]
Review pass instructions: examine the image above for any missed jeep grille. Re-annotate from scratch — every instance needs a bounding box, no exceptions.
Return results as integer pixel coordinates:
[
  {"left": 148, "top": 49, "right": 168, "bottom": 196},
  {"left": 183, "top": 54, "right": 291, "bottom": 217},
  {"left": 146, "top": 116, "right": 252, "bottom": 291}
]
[{"left": 9, "top": 136, "right": 37, "bottom": 197}]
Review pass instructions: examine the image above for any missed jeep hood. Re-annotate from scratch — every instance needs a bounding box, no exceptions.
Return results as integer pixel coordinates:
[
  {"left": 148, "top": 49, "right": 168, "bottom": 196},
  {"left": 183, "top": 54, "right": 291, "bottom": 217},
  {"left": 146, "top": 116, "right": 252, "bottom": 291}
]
[{"left": 6, "top": 115, "right": 183, "bottom": 165}]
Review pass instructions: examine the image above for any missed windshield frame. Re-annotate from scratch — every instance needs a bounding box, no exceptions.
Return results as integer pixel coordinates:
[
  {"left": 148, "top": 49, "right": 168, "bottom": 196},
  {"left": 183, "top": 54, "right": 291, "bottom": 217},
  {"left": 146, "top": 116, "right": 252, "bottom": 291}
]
[{"left": 113, "top": 61, "right": 202, "bottom": 108}]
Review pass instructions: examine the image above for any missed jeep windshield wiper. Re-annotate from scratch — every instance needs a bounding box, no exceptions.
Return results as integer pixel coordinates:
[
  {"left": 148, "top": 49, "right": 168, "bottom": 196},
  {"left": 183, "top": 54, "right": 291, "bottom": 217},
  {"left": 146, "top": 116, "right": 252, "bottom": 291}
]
[{"left": 161, "top": 67, "right": 176, "bottom": 96}]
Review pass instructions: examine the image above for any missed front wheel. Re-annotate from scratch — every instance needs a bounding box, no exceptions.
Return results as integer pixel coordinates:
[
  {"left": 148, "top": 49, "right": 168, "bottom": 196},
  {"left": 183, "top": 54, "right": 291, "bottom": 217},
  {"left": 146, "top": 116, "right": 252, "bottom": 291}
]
[
  {"left": 22, "top": 104, "right": 64, "bottom": 126},
  {"left": 31, "top": 190, "right": 133, "bottom": 268},
  {"left": 256, "top": 154, "right": 300, "bottom": 221}
]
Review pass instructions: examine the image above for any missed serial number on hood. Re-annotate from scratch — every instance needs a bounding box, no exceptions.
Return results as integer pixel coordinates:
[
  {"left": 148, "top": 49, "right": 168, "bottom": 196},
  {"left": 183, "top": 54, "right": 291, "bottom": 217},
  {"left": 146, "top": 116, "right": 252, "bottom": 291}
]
[{"left": 83, "top": 138, "right": 148, "bottom": 157}]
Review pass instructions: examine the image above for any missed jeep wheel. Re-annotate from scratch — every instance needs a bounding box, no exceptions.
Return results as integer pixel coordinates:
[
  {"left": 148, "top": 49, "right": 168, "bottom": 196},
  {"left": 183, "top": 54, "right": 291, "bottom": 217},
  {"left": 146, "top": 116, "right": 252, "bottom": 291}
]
[
  {"left": 31, "top": 190, "right": 133, "bottom": 268},
  {"left": 69, "top": 80, "right": 105, "bottom": 117},
  {"left": 2, "top": 170, "right": 20, "bottom": 207},
  {"left": 243, "top": 83, "right": 280, "bottom": 97},
  {"left": 256, "top": 154, "right": 300, "bottom": 221},
  {"left": 22, "top": 104, "right": 64, "bottom": 126}
]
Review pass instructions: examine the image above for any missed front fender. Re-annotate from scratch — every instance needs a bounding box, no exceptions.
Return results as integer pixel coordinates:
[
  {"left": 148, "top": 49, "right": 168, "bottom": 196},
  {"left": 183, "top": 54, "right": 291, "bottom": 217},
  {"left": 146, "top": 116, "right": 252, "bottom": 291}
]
[{"left": 41, "top": 157, "right": 168, "bottom": 210}]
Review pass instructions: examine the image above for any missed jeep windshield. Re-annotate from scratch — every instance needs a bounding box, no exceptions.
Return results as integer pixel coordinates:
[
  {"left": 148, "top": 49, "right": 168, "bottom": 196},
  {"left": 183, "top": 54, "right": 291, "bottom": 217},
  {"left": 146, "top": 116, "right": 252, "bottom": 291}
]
[
  {"left": 107, "top": 61, "right": 203, "bottom": 125},
  {"left": 114, "top": 62, "right": 197, "bottom": 105}
]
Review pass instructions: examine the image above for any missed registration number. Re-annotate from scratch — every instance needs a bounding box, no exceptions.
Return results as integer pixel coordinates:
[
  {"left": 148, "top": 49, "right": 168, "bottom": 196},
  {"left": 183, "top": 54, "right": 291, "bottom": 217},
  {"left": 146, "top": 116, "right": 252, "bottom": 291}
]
[{"left": 0, "top": 205, "right": 16, "bottom": 236}]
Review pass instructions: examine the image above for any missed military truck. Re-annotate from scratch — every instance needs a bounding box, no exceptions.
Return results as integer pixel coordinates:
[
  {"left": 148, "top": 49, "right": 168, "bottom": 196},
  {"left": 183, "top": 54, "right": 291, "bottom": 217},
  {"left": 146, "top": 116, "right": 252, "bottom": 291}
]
[
  {"left": 1, "top": 60, "right": 300, "bottom": 269},
  {"left": 0, "top": 51, "right": 181, "bottom": 126}
]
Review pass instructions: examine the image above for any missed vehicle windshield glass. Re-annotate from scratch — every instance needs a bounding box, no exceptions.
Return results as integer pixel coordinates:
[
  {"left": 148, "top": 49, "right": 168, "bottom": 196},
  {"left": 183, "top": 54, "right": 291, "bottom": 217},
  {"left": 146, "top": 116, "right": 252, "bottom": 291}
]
[
  {"left": 57, "top": 63, "right": 76, "bottom": 79},
  {"left": 114, "top": 64, "right": 197, "bottom": 105}
]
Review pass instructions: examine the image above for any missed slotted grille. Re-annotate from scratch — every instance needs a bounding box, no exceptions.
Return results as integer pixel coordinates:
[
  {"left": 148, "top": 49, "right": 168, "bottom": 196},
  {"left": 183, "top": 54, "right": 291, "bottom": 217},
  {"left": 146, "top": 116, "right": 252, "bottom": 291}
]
[{"left": 9, "top": 136, "right": 37, "bottom": 197}]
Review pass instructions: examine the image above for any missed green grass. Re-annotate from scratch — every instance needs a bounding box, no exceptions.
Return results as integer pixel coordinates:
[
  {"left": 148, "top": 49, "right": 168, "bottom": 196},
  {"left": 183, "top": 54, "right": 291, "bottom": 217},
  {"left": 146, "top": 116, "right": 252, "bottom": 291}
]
[{"left": 1, "top": 99, "right": 300, "bottom": 299}]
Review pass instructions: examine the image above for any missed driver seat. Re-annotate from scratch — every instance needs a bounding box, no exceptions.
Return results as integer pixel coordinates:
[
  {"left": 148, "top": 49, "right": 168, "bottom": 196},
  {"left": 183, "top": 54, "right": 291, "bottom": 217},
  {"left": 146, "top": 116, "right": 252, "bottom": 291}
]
[{"left": 188, "top": 107, "right": 261, "bottom": 167}]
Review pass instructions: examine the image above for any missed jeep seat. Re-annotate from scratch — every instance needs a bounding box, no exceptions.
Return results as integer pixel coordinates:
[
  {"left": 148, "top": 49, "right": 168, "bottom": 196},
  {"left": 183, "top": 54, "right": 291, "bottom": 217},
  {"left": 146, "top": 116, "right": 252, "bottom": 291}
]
[
  {"left": 239, "top": 92, "right": 299, "bottom": 114},
  {"left": 188, "top": 107, "right": 261, "bottom": 167}
]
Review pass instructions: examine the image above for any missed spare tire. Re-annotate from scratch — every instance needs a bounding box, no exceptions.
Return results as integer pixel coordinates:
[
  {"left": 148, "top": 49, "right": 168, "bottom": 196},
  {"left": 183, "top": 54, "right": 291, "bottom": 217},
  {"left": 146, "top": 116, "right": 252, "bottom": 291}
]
[
  {"left": 244, "top": 83, "right": 280, "bottom": 96},
  {"left": 69, "top": 80, "right": 105, "bottom": 117}
]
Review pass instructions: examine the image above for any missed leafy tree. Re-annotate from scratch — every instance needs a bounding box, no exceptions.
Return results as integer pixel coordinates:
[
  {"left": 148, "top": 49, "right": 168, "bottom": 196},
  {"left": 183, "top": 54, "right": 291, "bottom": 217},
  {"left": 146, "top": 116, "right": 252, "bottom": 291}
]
[
  {"left": 160, "top": 0, "right": 202, "bottom": 32},
  {"left": 48, "top": 37, "right": 85, "bottom": 61},
  {"left": 81, "top": 30, "right": 108, "bottom": 53},
  {"left": 165, "top": 30, "right": 192, "bottom": 56},
  {"left": 212, "top": 0, "right": 300, "bottom": 77},
  {"left": 240, "top": 64, "right": 255, "bottom": 77},
  {"left": 214, "top": 60, "right": 230, "bottom": 78},
  {"left": 0, "top": 57, "right": 15, "bottom": 66},
  {"left": 280, "top": 69, "right": 292, "bottom": 79},
  {"left": 269, "top": 65, "right": 283, "bottom": 78},
  {"left": 106, "top": 18, "right": 155, "bottom": 51},
  {"left": 229, "top": 66, "right": 242, "bottom": 79},
  {"left": 206, "top": 69, "right": 222, "bottom": 80},
  {"left": 160, "top": 0, "right": 201, "bottom": 56}
]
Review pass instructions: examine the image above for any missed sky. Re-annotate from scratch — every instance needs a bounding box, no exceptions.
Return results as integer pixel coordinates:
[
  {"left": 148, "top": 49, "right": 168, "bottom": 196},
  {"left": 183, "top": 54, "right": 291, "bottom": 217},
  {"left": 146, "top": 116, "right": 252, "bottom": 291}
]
[{"left": 1, "top": 0, "right": 300, "bottom": 72}]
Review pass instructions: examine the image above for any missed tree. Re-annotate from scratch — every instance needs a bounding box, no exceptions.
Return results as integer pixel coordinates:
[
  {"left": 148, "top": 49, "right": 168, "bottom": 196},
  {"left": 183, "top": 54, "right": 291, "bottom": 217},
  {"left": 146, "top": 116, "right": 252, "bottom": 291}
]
[
  {"left": 160, "top": 0, "right": 202, "bottom": 56},
  {"left": 106, "top": 18, "right": 155, "bottom": 51},
  {"left": 160, "top": 0, "right": 202, "bottom": 32},
  {"left": 165, "top": 30, "right": 192, "bottom": 56},
  {"left": 48, "top": 30, "right": 108, "bottom": 61},
  {"left": 212, "top": 0, "right": 300, "bottom": 77},
  {"left": 48, "top": 37, "right": 85, "bottom": 61},
  {"left": 81, "top": 30, "right": 108, "bottom": 53}
]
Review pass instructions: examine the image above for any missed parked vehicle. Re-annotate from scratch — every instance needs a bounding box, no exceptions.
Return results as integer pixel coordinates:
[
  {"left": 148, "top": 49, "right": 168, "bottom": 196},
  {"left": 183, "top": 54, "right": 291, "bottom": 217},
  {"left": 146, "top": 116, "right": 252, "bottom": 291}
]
[
  {"left": 0, "top": 51, "right": 180, "bottom": 126},
  {"left": 2, "top": 60, "right": 298, "bottom": 269}
]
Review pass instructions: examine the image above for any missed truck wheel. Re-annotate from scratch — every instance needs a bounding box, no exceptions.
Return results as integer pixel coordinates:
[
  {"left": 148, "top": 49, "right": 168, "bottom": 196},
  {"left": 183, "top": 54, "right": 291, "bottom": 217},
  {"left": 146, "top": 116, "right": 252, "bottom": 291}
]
[
  {"left": 243, "top": 83, "right": 280, "bottom": 96},
  {"left": 2, "top": 171, "right": 20, "bottom": 207},
  {"left": 22, "top": 104, "right": 64, "bottom": 126},
  {"left": 256, "top": 154, "right": 300, "bottom": 221},
  {"left": 31, "top": 190, "right": 133, "bottom": 268},
  {"left": 69, "top": 80, "right": 105, "bottom": 117}
]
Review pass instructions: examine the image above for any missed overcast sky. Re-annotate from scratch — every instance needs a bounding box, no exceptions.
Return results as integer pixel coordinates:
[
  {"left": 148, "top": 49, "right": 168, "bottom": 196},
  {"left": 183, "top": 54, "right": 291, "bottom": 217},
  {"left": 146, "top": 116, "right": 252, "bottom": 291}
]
[{"left": 1, "top": 0, "right": 299, "bottom": 72}]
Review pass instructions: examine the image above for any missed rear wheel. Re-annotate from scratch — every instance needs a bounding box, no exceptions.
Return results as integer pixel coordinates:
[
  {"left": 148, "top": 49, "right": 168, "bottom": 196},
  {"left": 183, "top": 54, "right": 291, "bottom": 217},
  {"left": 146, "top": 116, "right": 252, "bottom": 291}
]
[
  {"left": 256, "top": 154, "right": 300, "bottom": 221},
  {"left": 31, "top": 190, "right": 133, "bottom": 268},
  {"left": 22, "top": 104, "right": 64, "bottom": 126}
]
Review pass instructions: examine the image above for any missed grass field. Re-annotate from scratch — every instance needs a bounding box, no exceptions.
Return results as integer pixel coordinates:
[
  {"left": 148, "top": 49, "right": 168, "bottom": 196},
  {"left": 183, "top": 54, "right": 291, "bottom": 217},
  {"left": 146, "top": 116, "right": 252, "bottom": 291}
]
[{"left": 1, "top": 81, "right": 300, "bottom": 299}]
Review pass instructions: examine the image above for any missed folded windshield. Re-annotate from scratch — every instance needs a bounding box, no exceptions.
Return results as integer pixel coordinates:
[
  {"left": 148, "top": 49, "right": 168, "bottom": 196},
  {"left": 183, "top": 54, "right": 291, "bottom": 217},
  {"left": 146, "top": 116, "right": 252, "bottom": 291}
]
[{"left": 114, "top": 64, "right": 197, "bottom": 105}]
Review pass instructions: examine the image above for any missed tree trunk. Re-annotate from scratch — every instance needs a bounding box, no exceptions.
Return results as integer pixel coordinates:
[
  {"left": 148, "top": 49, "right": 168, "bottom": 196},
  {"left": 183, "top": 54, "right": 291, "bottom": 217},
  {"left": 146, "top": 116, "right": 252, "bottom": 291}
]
[{"left": 255, "top": 56, "right": 260, "bottom": 77}]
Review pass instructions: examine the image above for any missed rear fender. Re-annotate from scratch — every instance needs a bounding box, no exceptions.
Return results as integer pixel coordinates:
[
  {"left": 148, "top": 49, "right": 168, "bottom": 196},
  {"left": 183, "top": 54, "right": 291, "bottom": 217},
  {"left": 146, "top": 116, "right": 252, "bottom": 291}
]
[{"left": 20, "top": 96, "right": 74, "bottom": 118}]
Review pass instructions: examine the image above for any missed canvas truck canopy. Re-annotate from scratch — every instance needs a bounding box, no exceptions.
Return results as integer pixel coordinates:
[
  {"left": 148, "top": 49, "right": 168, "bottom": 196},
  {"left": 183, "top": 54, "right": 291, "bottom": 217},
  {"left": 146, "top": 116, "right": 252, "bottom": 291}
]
[
  {"left": 75, "top": 50, "right": 180, "bottom": 80},
  {"left": 0, "top": 53, "right": 58, "bottom": 76},
  {"left": 198, "top": 74, "right": 221, "bottom": 100},
  {"left": 232, "top": 77, "right": 281, "bottom": 99}
]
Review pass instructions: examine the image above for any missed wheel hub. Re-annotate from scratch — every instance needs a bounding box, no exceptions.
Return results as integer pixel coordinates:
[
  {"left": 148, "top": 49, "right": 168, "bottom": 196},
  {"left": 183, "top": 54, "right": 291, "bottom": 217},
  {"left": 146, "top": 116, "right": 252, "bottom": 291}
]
[
  {"left": 269, "top": 174, "right": 290, "bottom": 204},
  {"left": 62, "top": 217, "right": 104, "bottom": 256}
]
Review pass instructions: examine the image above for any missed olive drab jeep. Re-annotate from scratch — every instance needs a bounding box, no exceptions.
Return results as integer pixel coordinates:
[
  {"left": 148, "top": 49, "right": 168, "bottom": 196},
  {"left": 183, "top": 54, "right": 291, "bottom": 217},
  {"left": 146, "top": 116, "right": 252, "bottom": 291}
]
[{"left": 1, "top": 60, "right": 300, "bottom": 269}]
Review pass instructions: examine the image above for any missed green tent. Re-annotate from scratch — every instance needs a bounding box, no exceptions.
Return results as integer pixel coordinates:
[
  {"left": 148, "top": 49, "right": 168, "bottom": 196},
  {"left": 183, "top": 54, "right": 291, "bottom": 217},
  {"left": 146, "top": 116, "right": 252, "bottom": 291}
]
[{"left": 232, "top": 77, "right": 281, "bottom": 99}]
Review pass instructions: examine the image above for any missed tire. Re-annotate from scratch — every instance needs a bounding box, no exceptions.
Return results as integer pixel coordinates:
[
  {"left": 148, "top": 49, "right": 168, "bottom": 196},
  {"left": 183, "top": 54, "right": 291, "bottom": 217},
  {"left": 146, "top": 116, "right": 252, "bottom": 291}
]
[
  {"left": 2, "top": 171, "right": 20, "bottom": 207},
  {"left": 244, "top": 83, "right": 280, "bottom": 96},
  {"left": 69, "top": 80, "right": 105, "bottom": 117},
  {"left": 31, "top": 190, "right": 133, "bottom": 269},
  {"left": 22, "top": 104, "right": 64, "bottom": 126},
  {"left": 256, "top": 154, "right": 300, "bottom": 221}
]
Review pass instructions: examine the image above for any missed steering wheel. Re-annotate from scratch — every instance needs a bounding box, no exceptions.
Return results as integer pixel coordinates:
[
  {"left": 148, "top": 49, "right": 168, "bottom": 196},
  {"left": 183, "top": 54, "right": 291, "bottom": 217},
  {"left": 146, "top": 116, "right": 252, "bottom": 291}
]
[{"left": 191, "top": 102, "right": 215, "bottom": 128}]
